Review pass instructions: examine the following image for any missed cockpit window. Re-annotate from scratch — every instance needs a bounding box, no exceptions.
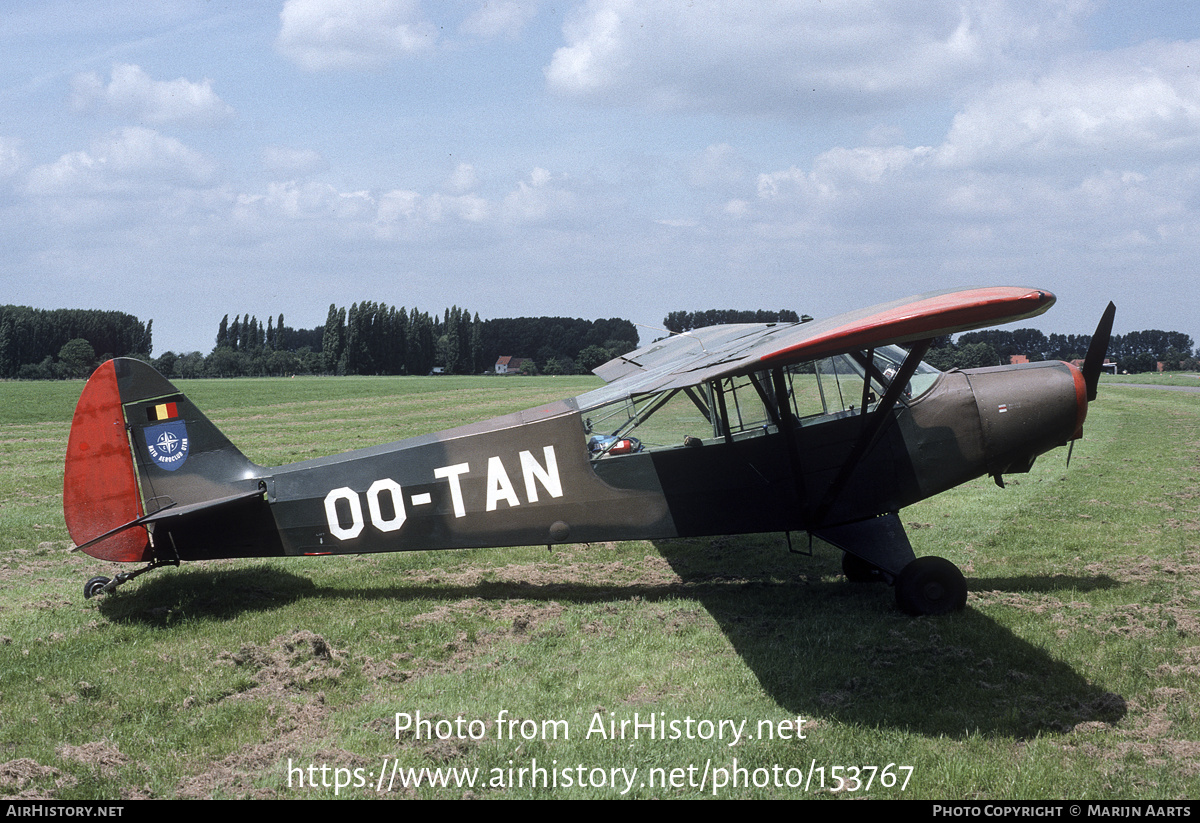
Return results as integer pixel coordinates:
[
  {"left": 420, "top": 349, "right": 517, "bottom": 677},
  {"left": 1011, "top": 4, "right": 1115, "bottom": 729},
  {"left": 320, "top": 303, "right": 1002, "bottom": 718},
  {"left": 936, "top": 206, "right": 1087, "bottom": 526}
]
[
  {"left": 783, "top": 345, "right": 940, "bottom": 424},
  {"left": 578, "top": 344, "right": 941, "bottom": 457},
  {"left": 874, "top": 344, "right": 941, "bottom": 399}
]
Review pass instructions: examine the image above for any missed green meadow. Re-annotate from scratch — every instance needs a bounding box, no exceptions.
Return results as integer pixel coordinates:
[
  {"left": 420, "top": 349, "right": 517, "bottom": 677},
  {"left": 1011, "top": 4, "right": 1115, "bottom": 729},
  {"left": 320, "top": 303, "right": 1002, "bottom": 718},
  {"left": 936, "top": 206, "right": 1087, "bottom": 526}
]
[{"left": 1, "top": 373, "right": 1198, "bottom": 799}]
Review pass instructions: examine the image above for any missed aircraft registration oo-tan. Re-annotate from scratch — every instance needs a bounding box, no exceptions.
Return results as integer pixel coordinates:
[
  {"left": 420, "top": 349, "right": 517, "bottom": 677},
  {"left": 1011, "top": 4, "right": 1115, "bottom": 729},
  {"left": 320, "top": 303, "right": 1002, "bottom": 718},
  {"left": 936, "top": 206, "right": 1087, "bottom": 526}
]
[{"left": 63, "top": 286, "right": 1116, "bottom": 616}]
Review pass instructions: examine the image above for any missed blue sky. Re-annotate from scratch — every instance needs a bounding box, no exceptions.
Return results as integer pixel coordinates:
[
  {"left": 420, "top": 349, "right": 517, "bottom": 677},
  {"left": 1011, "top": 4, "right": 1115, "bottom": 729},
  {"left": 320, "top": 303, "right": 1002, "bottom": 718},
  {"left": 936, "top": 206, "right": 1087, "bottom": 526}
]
[{"left": 3, "top": 1, "right": 1199, "bottom": 355}]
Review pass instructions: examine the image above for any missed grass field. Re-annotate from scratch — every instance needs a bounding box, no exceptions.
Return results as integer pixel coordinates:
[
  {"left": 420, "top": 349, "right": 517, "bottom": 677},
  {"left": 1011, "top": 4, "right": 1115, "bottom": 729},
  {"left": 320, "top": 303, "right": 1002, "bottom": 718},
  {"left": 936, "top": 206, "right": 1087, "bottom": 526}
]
[
  {"left": 1102, "top": 372, "right": 1200, "bottom": 388},
  {"left": 1, "top": 373, "right": 1198, "bottom": 799}
]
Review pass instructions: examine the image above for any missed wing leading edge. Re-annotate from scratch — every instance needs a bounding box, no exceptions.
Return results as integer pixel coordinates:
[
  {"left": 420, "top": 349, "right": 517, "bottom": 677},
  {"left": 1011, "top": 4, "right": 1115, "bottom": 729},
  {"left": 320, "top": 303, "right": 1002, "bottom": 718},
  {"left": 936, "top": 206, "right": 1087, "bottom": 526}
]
[{"left": 588, "top": 287, "right": 1055, "bottom": 403}]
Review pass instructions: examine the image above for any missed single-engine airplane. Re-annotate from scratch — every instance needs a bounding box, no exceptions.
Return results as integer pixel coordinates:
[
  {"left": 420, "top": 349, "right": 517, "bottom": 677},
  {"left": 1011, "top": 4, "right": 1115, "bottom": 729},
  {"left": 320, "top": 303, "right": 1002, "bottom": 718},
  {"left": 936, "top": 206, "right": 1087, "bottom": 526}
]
[{"left": 63, "top": 286, "right": 1115, "bottom": 615}]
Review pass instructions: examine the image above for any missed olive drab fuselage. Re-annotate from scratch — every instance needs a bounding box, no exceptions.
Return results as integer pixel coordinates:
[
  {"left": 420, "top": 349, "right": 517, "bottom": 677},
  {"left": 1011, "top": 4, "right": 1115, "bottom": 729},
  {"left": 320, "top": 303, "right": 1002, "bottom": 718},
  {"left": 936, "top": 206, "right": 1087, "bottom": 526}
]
[{"left": 63, "top": 287, "right": 1112, "bottom": 615}]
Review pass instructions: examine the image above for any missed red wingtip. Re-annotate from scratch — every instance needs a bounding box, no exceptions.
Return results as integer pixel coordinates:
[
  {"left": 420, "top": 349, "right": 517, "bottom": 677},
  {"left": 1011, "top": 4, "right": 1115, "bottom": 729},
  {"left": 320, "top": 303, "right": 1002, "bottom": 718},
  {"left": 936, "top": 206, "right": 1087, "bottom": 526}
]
[{"left": 63, "top": 361, "right": 151, "bottom": 562}]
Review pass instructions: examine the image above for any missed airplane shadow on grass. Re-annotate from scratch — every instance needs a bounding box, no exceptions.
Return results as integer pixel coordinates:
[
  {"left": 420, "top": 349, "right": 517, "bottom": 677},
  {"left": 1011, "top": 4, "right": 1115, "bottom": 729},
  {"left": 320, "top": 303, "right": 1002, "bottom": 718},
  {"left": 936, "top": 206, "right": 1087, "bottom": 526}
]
[
  {"left": 651, "top": 534, "right": 1127, "bottom": 739},
  {"left": 98, "top": 534, "right": 1125, "bottom": 740}
]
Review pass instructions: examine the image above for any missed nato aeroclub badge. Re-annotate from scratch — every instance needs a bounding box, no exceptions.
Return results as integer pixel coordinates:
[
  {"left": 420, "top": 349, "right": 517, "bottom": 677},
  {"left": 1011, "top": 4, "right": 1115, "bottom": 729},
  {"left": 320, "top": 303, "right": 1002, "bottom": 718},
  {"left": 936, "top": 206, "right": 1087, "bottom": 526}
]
[{"left": 144, "top": 420, "right": 190, "bottom": 471}]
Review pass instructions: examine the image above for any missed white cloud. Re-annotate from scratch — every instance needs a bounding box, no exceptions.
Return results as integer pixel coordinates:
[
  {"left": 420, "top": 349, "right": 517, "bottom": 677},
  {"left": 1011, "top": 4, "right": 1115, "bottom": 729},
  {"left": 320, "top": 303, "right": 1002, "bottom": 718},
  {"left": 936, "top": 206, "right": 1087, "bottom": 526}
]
[
  {"left": 937, "top": 40, "right": 1200, "bottom": 169},
  {"left": 688, "top": 143, "right": 747, "bottom": 189},
  {"left": 235, "top": 181, "right": 377, "bottom": 227},
  {"left": 26, "top": 128, "right": 215, "bottom": 195},
  {"left": 233, "top": 166, "right": 579, "bottom": 238},
  {"left": 737, "top": 37, "right": 1200, "bottom": 246},
  {"left": 501, "top": 167, "right": 574, "bottom": 222},
  {"left": 263, "top": 146, "right": 328, "bottom": 176},
  {"left": 545, "top": 0, "right": 1088, "bottom": 114},
  {"left": 70, "top": 64, "right": 234, "bottom": 127},
  {"left": 445, "top": 163, "right": 478, "bottom": 193},
  {"left": 277, "top": 0, "right": 436, "bottom": 71},
  {"left": 460, "top": 1, "right": 537, "bottom": 39},
  {"left": 0, "top": 137, "right": 29, "bottom": 178}
]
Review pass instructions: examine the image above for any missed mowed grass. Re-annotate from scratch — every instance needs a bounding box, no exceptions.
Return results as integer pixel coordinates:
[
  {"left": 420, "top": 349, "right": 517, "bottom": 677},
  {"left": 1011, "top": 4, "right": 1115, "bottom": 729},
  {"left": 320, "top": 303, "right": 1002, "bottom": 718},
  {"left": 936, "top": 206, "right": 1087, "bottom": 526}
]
[
  {"left": 1101, "top": 371, "right": 1200, "bottom": 388},
  {"left": 1, "top": 373, "right": 1198, "bottom": 799}
]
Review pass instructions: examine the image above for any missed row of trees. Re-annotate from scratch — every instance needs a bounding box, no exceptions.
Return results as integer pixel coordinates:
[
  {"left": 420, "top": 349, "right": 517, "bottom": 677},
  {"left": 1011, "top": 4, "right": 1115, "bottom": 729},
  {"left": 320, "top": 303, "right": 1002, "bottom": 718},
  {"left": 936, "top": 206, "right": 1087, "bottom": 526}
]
[
  {"left": 663, "top": 309, "right": 807, "bottom": 333},
  {"left": 478, "top": 316, "right": 640, "bottom": 375},
  {"left": 215, "top": 313, "right": 323, "bottom": 354},
  {"left": 146, "top": 304, "right": 643, "bottom": 379},
  {"left": 0, "top": 306, "right": 152, "bottom": 379},
  {"left": 312, "top": 304, "right": 641, "bottom": 377},
  {"left": 6, "top": 300, "right": 1193, "bottom": 379},
  {"left": 926, "top": 328, "right": 1196, "bottom": 373}
]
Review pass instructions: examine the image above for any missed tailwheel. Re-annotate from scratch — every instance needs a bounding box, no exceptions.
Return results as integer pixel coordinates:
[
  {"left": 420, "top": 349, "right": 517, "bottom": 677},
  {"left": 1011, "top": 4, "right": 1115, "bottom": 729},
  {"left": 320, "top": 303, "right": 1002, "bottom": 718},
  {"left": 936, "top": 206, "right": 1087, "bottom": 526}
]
[
  {"left": 81, "top": 555, "right": 180, "bottom": 600},
  {"left": 84, "top": 576, "right": 112, "bottom": 599},
  {"left": 842, "top": 552, "right": 886, "bottom": 583},
  {"left": 895, "top": 556, "right": 967, "bottom": 616}
]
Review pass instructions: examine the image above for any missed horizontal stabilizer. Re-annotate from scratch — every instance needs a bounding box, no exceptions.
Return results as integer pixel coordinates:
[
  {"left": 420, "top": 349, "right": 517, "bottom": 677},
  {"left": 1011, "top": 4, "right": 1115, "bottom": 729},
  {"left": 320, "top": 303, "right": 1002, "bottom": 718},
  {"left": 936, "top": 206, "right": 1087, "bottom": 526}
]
[{"left": 71, "top": 488, "right": 266, "bottom": 553}]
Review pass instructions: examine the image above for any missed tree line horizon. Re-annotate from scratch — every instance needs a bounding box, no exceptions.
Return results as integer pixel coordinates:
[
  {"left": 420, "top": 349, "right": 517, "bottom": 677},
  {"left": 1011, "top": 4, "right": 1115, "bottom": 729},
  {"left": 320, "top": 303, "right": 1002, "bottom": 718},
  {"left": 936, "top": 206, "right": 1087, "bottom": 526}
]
[{"left": 1, "top": 302, "right": 1195, "bottom": 380}]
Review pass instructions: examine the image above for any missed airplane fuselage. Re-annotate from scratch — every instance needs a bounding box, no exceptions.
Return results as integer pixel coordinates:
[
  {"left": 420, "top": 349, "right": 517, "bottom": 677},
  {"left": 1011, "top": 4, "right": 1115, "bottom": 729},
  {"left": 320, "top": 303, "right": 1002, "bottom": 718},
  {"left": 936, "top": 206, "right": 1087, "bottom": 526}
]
[{"left": 142, "top": 360, "right": 1085, "bottom": 567}]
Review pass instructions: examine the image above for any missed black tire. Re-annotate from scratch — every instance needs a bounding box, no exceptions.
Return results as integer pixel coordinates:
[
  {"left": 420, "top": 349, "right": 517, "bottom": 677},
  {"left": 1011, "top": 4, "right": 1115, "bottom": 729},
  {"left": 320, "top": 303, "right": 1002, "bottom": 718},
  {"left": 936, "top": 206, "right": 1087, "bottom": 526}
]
[
  {"left": 895, "top": 556, "right": 967, "bottom": 616},
  {"left": 84, "top": 576, "right": 111, "bottom": 600},
  {"left": 842, "top": 552, "right": 885, "bottom": 583}
]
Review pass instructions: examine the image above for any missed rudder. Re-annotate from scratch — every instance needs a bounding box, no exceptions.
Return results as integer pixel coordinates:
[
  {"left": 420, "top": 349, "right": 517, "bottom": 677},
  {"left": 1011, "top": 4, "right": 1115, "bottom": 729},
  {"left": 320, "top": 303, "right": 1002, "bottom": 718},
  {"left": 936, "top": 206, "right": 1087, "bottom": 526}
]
[{"left": 64, "top": 360, "right": 150, "bottom": 562}]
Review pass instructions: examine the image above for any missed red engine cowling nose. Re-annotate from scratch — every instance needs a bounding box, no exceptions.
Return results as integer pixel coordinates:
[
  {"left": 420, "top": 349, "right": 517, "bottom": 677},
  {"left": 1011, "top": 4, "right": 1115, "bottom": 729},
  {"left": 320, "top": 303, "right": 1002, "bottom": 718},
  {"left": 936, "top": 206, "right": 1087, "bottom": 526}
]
[{"left": 1064, "top": 360, "right": 1088, "bottom": 440}]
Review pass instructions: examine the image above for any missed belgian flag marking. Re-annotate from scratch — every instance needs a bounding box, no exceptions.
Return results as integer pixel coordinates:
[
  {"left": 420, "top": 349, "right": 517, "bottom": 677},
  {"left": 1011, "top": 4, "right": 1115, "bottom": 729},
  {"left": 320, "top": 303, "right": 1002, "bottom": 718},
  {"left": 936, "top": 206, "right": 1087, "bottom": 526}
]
[{"left": 147, "top": 402, "right": 179, "bottom": 421}]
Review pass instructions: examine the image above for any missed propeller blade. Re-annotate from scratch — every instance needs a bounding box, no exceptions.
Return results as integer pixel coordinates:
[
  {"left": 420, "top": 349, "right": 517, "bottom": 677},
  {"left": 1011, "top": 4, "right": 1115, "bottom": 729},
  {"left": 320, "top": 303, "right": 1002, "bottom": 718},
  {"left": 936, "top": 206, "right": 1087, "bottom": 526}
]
[{"left": 1081, "top": 301, "right": 1116, "bottom": 401}]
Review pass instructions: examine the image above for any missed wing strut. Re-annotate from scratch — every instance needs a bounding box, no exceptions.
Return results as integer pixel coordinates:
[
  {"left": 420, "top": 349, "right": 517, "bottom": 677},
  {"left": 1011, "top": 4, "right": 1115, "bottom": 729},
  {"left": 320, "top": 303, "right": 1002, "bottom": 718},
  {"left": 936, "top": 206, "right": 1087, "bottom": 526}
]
[
  {"left": 770, "top": 366, "right": 808, "bottom": 509},
  {"left": 811, "top": 339, "right": 932, "bottom": 526}
]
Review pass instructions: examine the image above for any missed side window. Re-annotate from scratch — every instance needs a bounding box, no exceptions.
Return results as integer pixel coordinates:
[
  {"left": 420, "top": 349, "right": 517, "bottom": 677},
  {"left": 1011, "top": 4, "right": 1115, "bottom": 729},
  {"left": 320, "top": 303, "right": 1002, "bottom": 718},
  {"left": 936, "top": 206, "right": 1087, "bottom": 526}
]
[
  {"left": 583, "top": 387, "right": 714, "bottom": 457},
  {"left": 783, "top": 345, "right": 941, "bottom": 427},
  {"left": 712, "top": 373, "right": 774, "bottom": 438},
  {"left": 783, "top": 355, "right": 871, "bottom": 424},
  {"left": 581, "top": 372, "right": 780, "bottom": 459}
]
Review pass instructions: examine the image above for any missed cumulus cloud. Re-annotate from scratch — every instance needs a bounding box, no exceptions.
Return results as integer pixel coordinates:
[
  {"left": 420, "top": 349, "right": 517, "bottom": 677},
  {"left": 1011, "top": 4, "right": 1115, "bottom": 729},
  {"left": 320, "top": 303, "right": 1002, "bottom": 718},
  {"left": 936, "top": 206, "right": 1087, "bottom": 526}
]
[
  {"left": 233, "top": 166, "right": 575, "bottom": 240},
  {"left": 545, "top": 0, "right": 1087, "bottom": 114},
  {"left": 728, "top": 55, "right": 1200, "bottom": 302},
  {"left": 501, "top": 167, "right": 574, "bottom": 222},
  {"left": 277, "top": 0, "right": 436, "bottom": 71},
  {"left": 0, "top": 137, "right": 29, "bottom": 178},
  {"left": 937, "top": 40, "right": 1200, "bottom": 169},
  {"left": 263, "top": 146, "right": 328, "bottom": 176},
  {"left": 445, "top": 163, "right": 478, "bottom": 193},
  {"left": 26, "top": 128, "right": 216, "bottom": 195},
  {"left": 736, "top": 37, "right": 1200, "bottom": 235},
  {"left": 460, "top": 1, "right": 537, "bottom": 39},
  {"left": 70, "top": 64, "right": 234, "bottom": 127},
  {"left": 689, "top": 143, "right": 748, "bottom": 189}
]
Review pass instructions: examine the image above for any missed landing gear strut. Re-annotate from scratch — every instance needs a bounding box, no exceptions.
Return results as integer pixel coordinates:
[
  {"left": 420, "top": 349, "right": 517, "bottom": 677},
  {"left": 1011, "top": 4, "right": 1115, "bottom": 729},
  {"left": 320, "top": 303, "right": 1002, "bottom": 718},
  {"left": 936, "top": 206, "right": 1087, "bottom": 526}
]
[
  {"left": 82, "top": 556, "right": 179, "bottom": 599},
  {"left": 841, "top": 552, "right": 887, "bottom": 583}
]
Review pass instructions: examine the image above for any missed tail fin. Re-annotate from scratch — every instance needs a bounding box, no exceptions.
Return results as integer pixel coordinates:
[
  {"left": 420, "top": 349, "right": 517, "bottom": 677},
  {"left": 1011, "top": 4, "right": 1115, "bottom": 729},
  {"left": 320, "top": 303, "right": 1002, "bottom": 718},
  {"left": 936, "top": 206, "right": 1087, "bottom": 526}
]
[{"left": 64, "top": 358, "right": 266, "bottom": 562}]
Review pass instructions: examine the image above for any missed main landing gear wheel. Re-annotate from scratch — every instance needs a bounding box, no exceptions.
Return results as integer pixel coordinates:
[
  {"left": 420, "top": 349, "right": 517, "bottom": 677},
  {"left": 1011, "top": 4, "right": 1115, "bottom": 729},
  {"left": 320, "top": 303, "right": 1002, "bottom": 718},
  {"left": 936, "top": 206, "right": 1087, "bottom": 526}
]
[
  {"left": 895, "top": 556, "right": 967, "bottom": 616},
  {"left": 84, "top": 576, "right": 112, "bottom": 600},
  {"left": 842, "top": 552, "right": 886, "bottom": 583}
]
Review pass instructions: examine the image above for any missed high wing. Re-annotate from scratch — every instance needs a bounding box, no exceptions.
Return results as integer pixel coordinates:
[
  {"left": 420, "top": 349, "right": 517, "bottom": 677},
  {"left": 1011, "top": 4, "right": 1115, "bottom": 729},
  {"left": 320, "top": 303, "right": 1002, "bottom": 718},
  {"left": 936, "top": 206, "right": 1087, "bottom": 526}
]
[{"left": 590, "top": 286, "right": 1055, "bottom": 401}]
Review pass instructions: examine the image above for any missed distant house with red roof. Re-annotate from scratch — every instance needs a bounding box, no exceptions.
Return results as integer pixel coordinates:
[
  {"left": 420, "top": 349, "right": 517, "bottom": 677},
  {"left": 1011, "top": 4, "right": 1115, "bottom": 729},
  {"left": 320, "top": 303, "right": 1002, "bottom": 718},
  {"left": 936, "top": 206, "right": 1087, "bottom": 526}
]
[{"left": 494, "top": 356, "right": 528, "bottom": 375}]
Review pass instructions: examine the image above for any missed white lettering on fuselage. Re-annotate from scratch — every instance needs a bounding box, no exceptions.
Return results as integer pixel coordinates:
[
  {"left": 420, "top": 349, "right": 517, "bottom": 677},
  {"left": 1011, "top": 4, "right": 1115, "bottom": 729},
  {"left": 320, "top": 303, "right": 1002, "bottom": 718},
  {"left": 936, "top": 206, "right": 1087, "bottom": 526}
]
[{"left": 322, "top": 446, "right": 563, "bottom": 541}]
